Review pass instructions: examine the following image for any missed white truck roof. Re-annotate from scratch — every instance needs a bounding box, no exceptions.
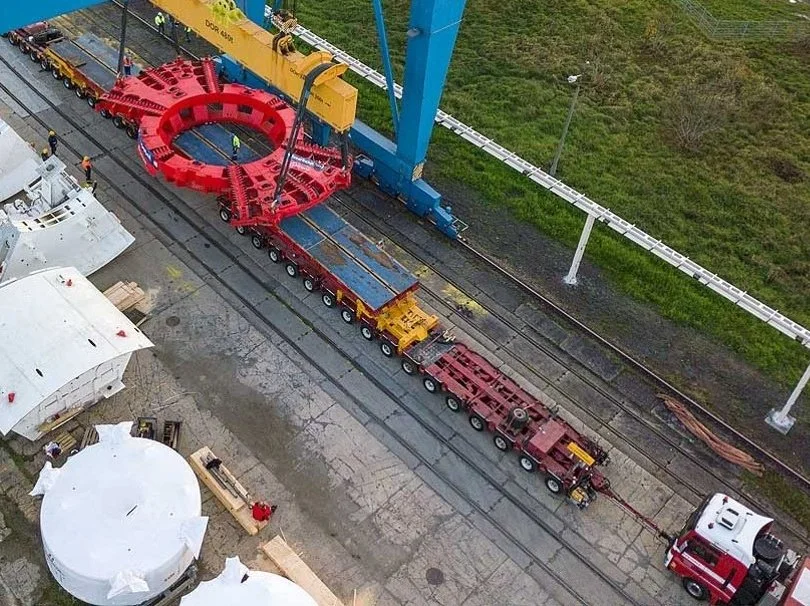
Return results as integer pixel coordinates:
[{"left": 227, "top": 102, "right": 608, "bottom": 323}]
[{"left": 0, "top": 267, "right": 153, "bottom": 435}]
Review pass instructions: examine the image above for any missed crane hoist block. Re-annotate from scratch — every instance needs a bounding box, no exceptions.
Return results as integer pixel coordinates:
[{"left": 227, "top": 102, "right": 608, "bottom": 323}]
[{"left": 150, "top": 0, "right": 357, "bottom": 132}]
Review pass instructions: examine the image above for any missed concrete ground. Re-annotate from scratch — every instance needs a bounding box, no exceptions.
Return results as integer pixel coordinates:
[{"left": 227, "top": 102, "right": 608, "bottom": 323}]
[{"left": 0, "top": 17, "right": 725, "bottom": 606}]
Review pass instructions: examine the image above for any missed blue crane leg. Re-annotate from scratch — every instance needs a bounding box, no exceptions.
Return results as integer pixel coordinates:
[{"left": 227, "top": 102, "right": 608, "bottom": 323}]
[
  {"left": 397, "top": 0, "right": 466, "bottom": 168},
  {"left": 1, "top": 0, "right": 104, "bottom": 32},
  {"left": 241, "top": 0, "right": 266, "bottom": 25}
]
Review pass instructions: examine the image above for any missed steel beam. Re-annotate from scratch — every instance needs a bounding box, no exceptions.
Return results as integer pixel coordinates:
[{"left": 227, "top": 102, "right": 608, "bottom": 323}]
[{"left": 0, "top": 0, "right": 105, "bottom": 32}]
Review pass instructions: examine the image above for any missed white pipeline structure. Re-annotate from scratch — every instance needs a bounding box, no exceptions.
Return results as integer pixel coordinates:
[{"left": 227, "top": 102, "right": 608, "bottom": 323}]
[
  {"left": 32, "top": 422, "right": 208, "bottom": 606},
  {"left": 0, "top": 267, "right": 153, "bottom": 440},
  {"left": 0, "top": 119, "right": 134, "bottom": 284},
  {"left": 180, "top": 557, "right": 318, "bottom": 606}
]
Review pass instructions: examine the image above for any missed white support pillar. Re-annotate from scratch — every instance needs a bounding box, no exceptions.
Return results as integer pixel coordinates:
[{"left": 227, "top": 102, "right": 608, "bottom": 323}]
[
  {"left": 766, "top": 361, "right": 810, "bottom": 434},
  {"left": 564, "top": 213, "right": 595, "bottom": 286}
]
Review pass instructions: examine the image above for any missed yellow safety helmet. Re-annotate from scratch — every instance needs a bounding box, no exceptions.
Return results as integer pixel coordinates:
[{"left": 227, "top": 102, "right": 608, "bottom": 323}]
[
  {"left": 42, "top": 148, "right": 49, "bottom": 154},
  {"left": 49, "top": 130, "right": 55, "bottom": 136},
  {"left": 83, "top": 156, "right": 90, "bottom": 161}
]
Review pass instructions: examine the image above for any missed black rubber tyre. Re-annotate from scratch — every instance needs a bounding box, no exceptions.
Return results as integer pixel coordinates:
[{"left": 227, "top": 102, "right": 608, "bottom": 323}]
[
  {"left": 99, "top": 109, "right": 111, "bottom": 119},
  {"left": 445, "top": 396, "right": 461, "bottom": 412},
  {"left": 380, "top": 342, "right": 394, "bottom": 358},
  {"left": 250, "top": 234, "right": 263, "bottom": 250},
  {"left": 125, "top": 124, "right": 138, "bottom": 139},
  {"left": 360, "top": 326, "right": 373, "bottom": 341},
  {"left": 62, "top": 77, "right": 72, "bottom": 89},
  {"left": 235, "top": 225, "right": 247, "bottom": 235},
  {"left": 285, "top": 262, "right": 298, "bottom": 278},
  {"left": 544, "top": 476, "right": 563, "bottom": 495},
  {"left": 219, "top": 208, "right": 232, "bottom": 223},
  {"left": 401, "top": 359, "right": 416, "bottom": 375},
  {"left": 29, "top": 50, "right": 39, "bottom": 63},
  {"left": 20, "top": 43, "right": 30, "bottom": 54},
  {"left": 86, "top": 96, "right": 96, "bottom": 108},
  {"left": 321, "top": 292, "right": 335, "bottom": 308},
  {"left": 74, "top": 87, "right": 84, "bottom": 98},
  {"left": 493, "top": 435, "right": 509, "bottom": 451},
  {"left": 469, "top": 415, "right": 486, "bottom": 432},
  {"left": 519, "top": 456, "right": 536, "bottom": 473},
  {"left": 268, "top": 247, "right": 281, "bottom": 263},
  {"left": 682, "top": 578, "right": 708, "bottom": 602},
  {"left": 340, "top": 308, "right": 354, "bottom": 324},
  {"left": 423, "top": 377, "right": 438, "bottom": 393},
  {"left": 303, "top": 277, "right": 316, "bottom": 292},
  {"left": 9, "top": 35, "right": 20, "bottom": 46},
  {"left": 113, "top": 116, "right": 126, "bottom": 129},
  {"left": 51, "top": 67, "right": 61, "bottom": 79},
  {"left": 40, "top": 58, "right": 49, "bottom": 70}
]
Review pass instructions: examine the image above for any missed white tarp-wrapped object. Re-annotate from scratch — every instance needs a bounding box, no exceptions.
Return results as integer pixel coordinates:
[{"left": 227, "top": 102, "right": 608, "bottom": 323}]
[
  {"left": 29, "top": 461, "right": 61, "bottom": 496},
  {"left": 180, "top": 557, "right": 319, "bottom": 606},
  {"left": 40, "top": 423, "right": 208, "bottom": 605}
]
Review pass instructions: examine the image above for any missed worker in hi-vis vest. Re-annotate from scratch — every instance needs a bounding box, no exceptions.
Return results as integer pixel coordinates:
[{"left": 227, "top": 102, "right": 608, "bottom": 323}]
[{"left": 231, "top": 134, "right": 241, "bottom": 161}]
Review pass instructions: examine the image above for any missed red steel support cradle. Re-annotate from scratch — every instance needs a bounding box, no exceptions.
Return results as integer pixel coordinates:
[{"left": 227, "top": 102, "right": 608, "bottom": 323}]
[{"left": 96, "top": 57, "right": 351, "bottom": 225}]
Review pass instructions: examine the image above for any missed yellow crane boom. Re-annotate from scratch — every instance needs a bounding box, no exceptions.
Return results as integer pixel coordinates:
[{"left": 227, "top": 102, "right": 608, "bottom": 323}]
[{"left": 150, "top": 0, "right": 357, "bottom": 132}]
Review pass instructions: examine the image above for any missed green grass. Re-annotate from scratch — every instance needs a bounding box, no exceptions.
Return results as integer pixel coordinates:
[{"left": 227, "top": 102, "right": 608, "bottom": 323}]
[
  {"left": 293, "top": 0, "right": 810, "bottom": 393},
  {"left": 744, "top": 471, "right": 810, "bottom": 532},
  {"left": 698, "top": 0, "right": 807, "bottom": 21}
]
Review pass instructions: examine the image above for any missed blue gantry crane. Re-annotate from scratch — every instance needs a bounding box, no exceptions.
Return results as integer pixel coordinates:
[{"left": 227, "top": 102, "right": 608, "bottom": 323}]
[{"left": 1, "top": 0, "right": 468, "bottom": 237}]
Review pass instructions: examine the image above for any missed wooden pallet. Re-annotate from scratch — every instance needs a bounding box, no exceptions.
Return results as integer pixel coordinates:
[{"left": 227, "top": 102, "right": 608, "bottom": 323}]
[
  {"left": 53, "top": 431, "right": 77, "bottom": 455},
  {"left": 162, "top": 421, "right": 181, "bottom": 450},
  {"left": 79, "top": 426, "right": 98, "bottom": 450},
  {"left": 103, "top": 281, "right": 146, "bottom": 312},
  {"left": 188, "top": 447, "right": 268, "bottom": 536},
  {"left": 260, "top": 536, "right": 344, "bottom": 606}
]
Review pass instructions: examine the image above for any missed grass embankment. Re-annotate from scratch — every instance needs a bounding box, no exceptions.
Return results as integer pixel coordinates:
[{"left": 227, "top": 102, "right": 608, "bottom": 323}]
[{"left": 295, "top": 0, "right": 810, "bottom": 402}]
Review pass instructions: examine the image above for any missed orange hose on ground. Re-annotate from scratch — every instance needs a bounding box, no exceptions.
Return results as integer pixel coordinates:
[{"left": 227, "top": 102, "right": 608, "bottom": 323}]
[{"left": 659, "top": 394, "right": 765, "bottom": 477}]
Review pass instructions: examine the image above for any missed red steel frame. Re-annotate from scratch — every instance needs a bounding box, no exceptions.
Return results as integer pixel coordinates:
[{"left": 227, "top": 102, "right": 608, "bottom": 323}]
[{"left": 98, "top": 57, "right": 350, "bottom": 224}]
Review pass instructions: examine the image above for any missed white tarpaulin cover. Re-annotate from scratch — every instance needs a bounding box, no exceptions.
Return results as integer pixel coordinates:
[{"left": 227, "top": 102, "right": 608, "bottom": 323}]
[
  {"left": 180, "top": 557, "right": 319, "bottom": 606},
  {"left": 36, "top": 422, "right": 208, "bottom": 606}
]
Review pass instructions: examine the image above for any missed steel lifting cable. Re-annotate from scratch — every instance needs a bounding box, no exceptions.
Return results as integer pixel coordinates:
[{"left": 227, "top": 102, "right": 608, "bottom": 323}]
[{"left": 659, "top": 394, "right": 766, "bottom": 476}]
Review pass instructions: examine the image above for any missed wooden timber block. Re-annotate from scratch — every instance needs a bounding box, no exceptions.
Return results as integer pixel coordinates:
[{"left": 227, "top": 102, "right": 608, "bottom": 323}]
[
  {"left": 260, "top": 536, "right": 344, "bottom": 606},
  {"left": 53, "top": 431, "right": 77, "bottom": 454},
  {"left": 37, "top": 406, "right": 84, "bottom": 435},
  {"left": 79, "top": 426, "right": 98, "bottom": 450},
  {"left": 103, "top": 281, "right": 145, "bottom": 312},
  {"left": 188, "top": 446, "right": 267, "bottom": 536}
]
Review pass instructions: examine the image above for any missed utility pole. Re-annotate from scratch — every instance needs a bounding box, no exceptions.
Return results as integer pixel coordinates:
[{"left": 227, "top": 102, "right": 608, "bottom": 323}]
[{"left": 549, "top": 73, "right": 581, "bottom": 178}]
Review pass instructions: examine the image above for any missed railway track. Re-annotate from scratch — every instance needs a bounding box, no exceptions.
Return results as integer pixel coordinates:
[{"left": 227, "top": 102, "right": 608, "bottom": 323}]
[
  {"left": 0, "top": 38, "right": 656, "bottom": 606},
  {"left": 79, "top": 0, "right": 810, "bottom": 549}
]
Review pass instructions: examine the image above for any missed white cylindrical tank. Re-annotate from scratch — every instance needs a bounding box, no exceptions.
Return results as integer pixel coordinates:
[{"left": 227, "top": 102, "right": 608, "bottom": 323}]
[
  {"left": 32, "top": 422, "right": 208, "bottom": 606},
  {"left": 180, "top": 557, "right": 319, "bottom": 606}
]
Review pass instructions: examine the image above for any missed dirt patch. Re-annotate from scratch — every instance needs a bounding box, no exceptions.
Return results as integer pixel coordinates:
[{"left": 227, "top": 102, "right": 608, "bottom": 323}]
[{"left": 348, "top": 232, "right": 395, "bottom": 269}]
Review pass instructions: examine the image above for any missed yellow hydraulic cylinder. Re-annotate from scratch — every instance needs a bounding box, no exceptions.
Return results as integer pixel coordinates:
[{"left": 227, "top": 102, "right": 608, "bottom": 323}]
[{"left": 150, "top": 0, "right": 357, "bottom": 132}]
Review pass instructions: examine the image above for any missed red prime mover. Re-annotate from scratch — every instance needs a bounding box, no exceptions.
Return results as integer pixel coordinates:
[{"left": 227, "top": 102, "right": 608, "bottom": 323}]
[{"left": 666, "top": 493, "right": 809, "bottom": 605}]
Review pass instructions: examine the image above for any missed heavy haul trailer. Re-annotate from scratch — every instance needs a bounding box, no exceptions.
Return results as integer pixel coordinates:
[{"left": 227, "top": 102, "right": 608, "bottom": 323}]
[
  {"left": 402, "top": 336, "right": 610, "bottom": 507},
  {"left": 5, "top": 21, "right": 63, "bottom": 60},
  {"left": 39, "top": 33, "right": 133, "bottom": 114}
]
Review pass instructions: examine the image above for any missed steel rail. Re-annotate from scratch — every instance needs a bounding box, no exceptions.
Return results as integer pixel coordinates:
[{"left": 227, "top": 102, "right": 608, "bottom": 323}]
[{"left": 0, "top": 46, "right": 643, "bottom": 606}]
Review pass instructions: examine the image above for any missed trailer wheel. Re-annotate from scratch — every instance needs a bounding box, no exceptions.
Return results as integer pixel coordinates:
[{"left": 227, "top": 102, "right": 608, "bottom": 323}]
[
  {"left": 51, "top": 67, "right": 61, "bottom": 79},
  {"left": 113, "top": 116, "right": 126, "bottom": 129},
  {"left": 62, "top": 77, "right": 72, "bottom": 89},
  {"left": 469, "top": 414, "right": 485, "bottom": 432},
  {"left": 380, "top": 342, "right": 394, "bottom": 358},
  {"left": 9, "top": 35, "right": 20, "bottom": 46},
  {"left": 29, "top": 50, "right": 40, "bottom": 63},
  {"left": 235, "top": 225, "right": 247, "bottom": 235},
  {"left": 681, "top": 578, "right": 708, "bottom": 601},
  {"left": 401, "top": 359, "right": 416, "bottom": 375},
  {"left": 519, "top": 456, "right": 536, "bottom": 473},
  {"left": 40, "top": 58, "right": 49, "bottom": 70},
  {"left": 493, "top": 435, "right": 509, "bottom": 451},
  {"left": 340, "top": 309, "right": 354, "bottom": 324},
  {"left": 302, "top": 276, "right": 316, "bottom": 292},
  {"left": 321, "top": 292, "right": 335, "bottom": 307},
  {"left": 360, "top": 326, "right": 373, "bottom": 341},
  {"left": 125, "top": 124, "right": 138, "bottom": 139},
  {"left": 422, "top": 377, "right": 437, "bottom": 393},
  {"left": 99, "top": 108, "right": 111, "bottom": 119},
  {"left": 285, "top": 262, "right": 298, "bottom": 278},
  {"left": 74, "top": 87, "right": 85, "bottom": 99},
  {"left": 268, "top": 247, "right": 281, "bottom": 263},
  {"left": 20, "top": 42, "right": 29, "bottom": 54},
  {"left": 445, "top": 396, "right": 461, "bottom": 412},
  {"left": 219, "top": 208, "right": 232, "bottom": 223},
  {"left": 544, "top": 476, "right": 563, "bottom": 494},
  {"left": 250, "top": 234, "right": 263, "bottom": 249},
  {"left": 86, "top": 96, "right": 96, "bottom": 108}
]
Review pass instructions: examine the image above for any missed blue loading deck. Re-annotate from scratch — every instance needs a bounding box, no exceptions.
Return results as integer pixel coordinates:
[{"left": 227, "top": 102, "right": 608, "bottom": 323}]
[
  {"left": 48, "top": 38, "right": 116, "bottom": 90},
  {"left": 280, "top": 206, "right": 418, "bottom": 312},
  {"left": 174, "top": 124, "right": 263, "bottom": 166}
]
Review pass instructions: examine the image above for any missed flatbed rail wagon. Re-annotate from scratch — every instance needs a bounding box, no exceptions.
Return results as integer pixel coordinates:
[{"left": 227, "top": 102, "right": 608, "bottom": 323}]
[
  {"left": 5, "top": 21, "right": 64, "bottom": 60},
  {"left": 39, "top": 33, "right": 137, "bottom": 115}
]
